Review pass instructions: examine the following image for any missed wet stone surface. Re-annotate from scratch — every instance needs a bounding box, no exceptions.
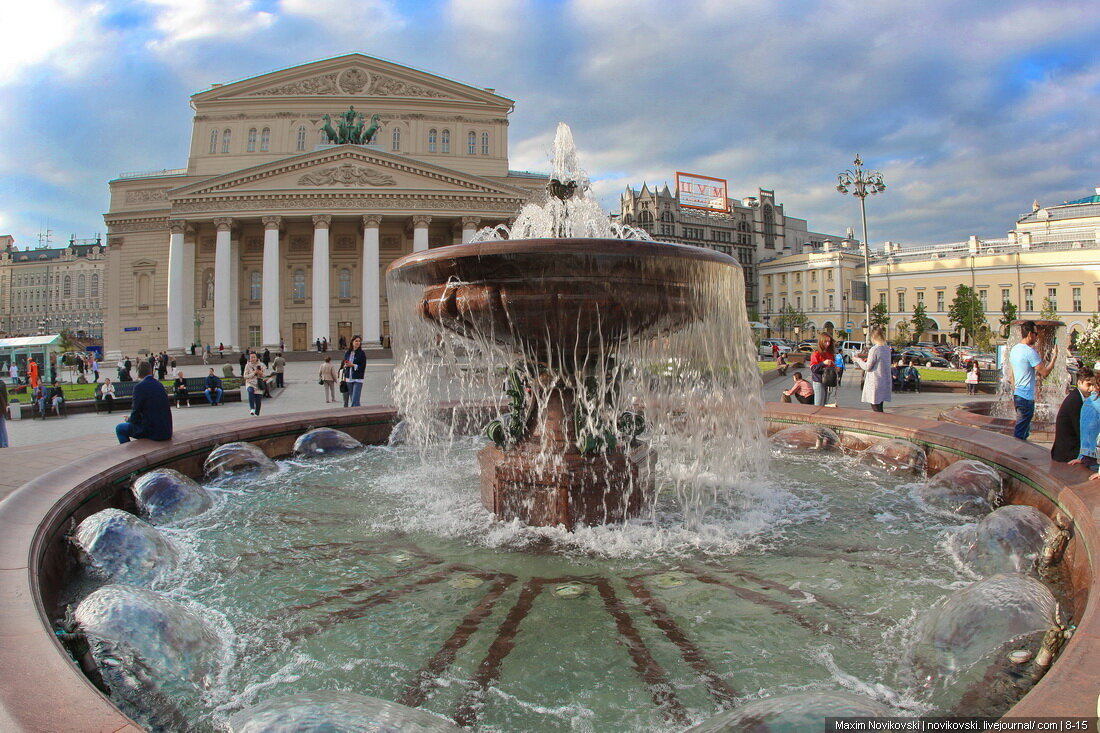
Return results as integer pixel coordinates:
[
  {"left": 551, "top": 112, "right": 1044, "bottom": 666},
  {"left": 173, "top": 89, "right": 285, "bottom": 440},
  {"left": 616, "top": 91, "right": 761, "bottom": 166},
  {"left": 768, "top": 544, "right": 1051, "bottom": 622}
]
[
  {"left": 917, "top": 459, "right": 1002, "bottom": 517},
  {"left": 770, "top": 424, "right": 839, "bottom": 451},
  {"left": 73, "top": 508, "right": 177, "bottom": 586},
  {"left": 685, "top": 691, "right": 891, "bottom": 732},
  {"left": 952, "top": 506, "right": 1060, "bottom": 577},
  {"left": 860, "top": 439, "right": 927, "bottom": 476}
]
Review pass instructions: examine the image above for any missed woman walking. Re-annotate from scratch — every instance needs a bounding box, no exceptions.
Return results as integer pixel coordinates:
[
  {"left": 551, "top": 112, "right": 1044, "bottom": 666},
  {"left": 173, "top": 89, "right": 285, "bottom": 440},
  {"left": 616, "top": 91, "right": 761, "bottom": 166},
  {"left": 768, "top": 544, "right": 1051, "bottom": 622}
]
[
  {"left": 809, "top": 332, "right": 839, "bottom": 407},
  {"left": 319, "top": 356, "right": 339, "bottom": 403},
  {"left": 341, "top": 335, "right": 367, "bottom": 407},
  {"left": 243, "top": 353, "right": 266, "bottom": 416},
  {"left": 853, "top": 327, "right": 892, "bottom": 412}
]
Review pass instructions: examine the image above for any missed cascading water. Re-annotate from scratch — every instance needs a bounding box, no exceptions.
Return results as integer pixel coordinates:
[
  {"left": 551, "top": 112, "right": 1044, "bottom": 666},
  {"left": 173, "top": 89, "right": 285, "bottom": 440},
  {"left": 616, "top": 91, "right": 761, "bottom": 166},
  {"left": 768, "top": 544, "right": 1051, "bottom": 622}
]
[
  {"left": 992, "top": 320, "right": 1069, "bottom": 423},
  {"left": 388, "top": 123, "right": 766, "bottom": 528}
]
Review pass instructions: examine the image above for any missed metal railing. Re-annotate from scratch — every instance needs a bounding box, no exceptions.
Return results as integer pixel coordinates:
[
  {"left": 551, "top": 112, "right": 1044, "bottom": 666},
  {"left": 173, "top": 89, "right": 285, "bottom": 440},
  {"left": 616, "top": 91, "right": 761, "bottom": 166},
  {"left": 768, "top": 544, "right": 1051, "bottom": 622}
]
[{"left": 116, "top": 168, "right": 187, "bottom": 179}]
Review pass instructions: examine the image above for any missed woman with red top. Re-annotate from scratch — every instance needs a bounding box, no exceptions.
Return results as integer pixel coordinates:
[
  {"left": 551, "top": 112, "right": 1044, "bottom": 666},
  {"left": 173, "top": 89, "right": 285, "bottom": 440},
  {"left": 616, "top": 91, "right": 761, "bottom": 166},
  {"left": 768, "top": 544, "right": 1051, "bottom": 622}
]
[{"left": 809, "top": 332, "right": 838, "bottom": 406}]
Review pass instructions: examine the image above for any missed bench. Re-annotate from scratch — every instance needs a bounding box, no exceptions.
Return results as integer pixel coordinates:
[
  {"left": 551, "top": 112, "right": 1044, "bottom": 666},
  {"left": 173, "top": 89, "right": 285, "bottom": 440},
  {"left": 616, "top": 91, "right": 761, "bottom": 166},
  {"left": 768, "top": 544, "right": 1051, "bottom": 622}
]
[
  {"left": 94, "top": 380, "right": 138, "bottom": 413},
  {"left": 977, "top": 368, "right": 1001, "bottom": 386},
  {"left": 174, "top": 377, "right": 244, "bottom": 405}
]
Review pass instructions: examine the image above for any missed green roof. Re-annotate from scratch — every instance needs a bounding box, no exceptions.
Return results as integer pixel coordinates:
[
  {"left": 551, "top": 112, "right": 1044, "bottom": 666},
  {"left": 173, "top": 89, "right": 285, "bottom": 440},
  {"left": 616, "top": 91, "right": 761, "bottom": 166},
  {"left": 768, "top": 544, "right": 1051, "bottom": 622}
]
[{"left": 1064, "top": 194, "right": 1100, "bottom": 205}]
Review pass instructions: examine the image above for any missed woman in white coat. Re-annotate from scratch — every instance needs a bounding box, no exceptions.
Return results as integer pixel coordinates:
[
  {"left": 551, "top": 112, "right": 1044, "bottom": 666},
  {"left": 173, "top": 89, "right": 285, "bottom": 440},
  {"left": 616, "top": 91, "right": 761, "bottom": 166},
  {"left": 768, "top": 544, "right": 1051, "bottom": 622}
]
[{"left": 854, "top": 326, "right": 892, "bottom": 412}]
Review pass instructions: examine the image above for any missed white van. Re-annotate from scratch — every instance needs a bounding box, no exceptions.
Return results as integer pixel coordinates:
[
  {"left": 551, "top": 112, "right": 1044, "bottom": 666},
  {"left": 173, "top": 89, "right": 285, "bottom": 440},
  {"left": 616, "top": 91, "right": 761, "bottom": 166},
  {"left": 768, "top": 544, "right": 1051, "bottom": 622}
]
[{"left": 838, "top": 341, "right": 866, "bottom": 361}]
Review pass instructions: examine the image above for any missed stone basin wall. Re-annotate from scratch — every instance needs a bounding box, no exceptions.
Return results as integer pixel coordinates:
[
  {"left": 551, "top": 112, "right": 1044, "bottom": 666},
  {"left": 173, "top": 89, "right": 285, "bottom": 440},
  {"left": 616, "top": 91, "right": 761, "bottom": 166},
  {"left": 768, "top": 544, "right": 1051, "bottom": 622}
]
[{"left": 0, "top": 404, "right": 1096, "bottom": 730}]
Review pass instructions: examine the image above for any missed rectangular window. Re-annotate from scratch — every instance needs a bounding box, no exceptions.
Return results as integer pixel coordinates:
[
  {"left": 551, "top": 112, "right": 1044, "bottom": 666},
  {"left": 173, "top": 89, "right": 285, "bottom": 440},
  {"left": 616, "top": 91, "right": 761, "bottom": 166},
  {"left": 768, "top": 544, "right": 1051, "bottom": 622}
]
[
  {"left": 1025, "top": 288, "right": 1034, "bottom": 311},
  {"left": 810, "top": 271, "right": 816, "bottom": 282},
  {"left": 879, "top": 292, "right": 887, "bottom": 306},
  {"left": 936, "top": 291, "right": 945, "bottom": 311},
  {"left": 794, "top": 272, "right": 801, "bottom": 284},
  {"left": 1047, "top": 287, "right": 1057, "bottom": 311},
  {"left": 796, "top": 297, "right": 801, "bottom": 311},
  {"left": 897, "top": 292, "right": 905, "bottom": 312},
  {"left": 827, "top": 270, "right": 833, "bottom": 281},
  {"left": 979, "top": 289, "right": 988, "bottom": 309},
  {"left": 828, "top": 294, "right": 834, "bottom": 310},
  {"left": 1002, "top": 288, "right": 1011, "bottom": 305},
  {"left": 248, "top": 325, "right": 261, "bottom": 349},
  {"left": 811, "top": 295, "right": 818, "bottom": 311},
  {"left": 917, "top": 291, "right": 925, "bottom": 303},
  {"left": 1073, "top": 287, "right": 1082, "bottom": 311}
]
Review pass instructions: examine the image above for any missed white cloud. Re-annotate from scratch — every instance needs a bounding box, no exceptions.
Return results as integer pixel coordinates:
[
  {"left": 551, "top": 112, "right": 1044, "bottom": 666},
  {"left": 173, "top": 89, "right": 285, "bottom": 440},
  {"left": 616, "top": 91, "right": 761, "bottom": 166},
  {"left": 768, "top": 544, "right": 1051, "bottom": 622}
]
[
  {"left": 278, "top": 0, "right": 405, "bottom": 38},
  {"left": 446, "top": 0, "right": 525, "bottom": 38},
  {"left": 143, "top": 0, "right": 275, "bottom": 48},
  {"left": 0, "top": 0, "right": 104, "bottom": 84}
]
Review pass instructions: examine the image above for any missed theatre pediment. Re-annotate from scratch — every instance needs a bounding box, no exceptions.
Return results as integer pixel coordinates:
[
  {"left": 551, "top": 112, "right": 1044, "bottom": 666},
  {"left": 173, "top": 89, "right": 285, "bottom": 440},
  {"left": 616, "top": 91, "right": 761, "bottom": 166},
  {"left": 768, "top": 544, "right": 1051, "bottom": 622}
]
[
  {"left": 192, "top": 53, "right": 512, "bottom": 108},
  {"left": 170, "top": 148, "right": 528, "bottom": 199}
]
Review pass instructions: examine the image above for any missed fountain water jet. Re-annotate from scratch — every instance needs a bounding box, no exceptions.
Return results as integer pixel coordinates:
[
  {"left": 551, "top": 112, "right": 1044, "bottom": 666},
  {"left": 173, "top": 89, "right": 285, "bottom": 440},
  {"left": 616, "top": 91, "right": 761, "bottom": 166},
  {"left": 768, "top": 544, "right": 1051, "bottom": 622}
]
[{"left": 387, "top": 124, "right": 765, "bottom": 528}]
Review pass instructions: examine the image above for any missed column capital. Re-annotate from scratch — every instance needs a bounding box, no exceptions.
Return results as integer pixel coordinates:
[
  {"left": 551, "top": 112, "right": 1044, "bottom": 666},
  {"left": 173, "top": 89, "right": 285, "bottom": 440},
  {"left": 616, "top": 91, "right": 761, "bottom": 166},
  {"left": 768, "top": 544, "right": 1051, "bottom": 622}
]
[
  {"left": 461, "top": 216, "right": 481, "bottom": 229},
  {"left": 411, "top": 214, "right": 432, "bottom": 228},
  {"left": 362, "top": 214, "right": 383, "bottom": 228},
  {"left": 168, "top": 220, "right": 188, "bottom": 235},
  {"left": 262, "top": 215, "right": 283, "bottom": 230},
  {"left": 312, "top": 214, "right": 332, "bottom": 229},
  {"left": 213, "top": 217, "right": 234, "bottom": 232}
]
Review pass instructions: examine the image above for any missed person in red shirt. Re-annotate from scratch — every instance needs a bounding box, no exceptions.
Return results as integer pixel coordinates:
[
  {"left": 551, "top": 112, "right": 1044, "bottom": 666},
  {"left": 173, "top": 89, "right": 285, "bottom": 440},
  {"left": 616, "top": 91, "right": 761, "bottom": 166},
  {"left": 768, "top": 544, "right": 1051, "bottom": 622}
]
[
  {"left": 781, "top": 371, "right": 814, "bottom": 404},
  {"left": 809, "top": 332, "right": 838, "bottom": 406}
]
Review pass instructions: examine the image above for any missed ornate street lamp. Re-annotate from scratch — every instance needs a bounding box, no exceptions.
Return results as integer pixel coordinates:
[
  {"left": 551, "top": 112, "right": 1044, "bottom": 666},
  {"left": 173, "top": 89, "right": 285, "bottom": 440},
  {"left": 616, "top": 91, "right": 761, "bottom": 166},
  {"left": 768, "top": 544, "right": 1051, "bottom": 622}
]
[{"left": 836, "top": 155, "right": 886, "bottom": 339}]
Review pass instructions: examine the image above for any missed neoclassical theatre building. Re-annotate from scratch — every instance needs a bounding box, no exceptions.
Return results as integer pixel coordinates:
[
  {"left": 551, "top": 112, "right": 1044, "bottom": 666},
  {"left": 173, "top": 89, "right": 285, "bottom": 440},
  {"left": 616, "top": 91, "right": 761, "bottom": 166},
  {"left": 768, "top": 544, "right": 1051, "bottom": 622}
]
[{"left": 103, "top": 54, "right": 544, "bottom": 358}]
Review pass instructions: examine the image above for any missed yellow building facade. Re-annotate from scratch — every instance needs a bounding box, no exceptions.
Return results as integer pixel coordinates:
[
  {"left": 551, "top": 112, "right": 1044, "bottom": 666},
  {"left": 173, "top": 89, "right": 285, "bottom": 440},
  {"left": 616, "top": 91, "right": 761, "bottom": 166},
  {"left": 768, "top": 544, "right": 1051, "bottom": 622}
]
[{"left": 758, "top": 190, "right": 1100, "bottom": 344}]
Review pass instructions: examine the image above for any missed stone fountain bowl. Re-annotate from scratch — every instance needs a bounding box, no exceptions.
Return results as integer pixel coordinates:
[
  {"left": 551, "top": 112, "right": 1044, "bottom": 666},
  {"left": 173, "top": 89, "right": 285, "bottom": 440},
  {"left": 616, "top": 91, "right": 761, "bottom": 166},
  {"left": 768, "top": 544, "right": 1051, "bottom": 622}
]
[{"left": 387, "top": 238, "right": 739, "bottom": 366}]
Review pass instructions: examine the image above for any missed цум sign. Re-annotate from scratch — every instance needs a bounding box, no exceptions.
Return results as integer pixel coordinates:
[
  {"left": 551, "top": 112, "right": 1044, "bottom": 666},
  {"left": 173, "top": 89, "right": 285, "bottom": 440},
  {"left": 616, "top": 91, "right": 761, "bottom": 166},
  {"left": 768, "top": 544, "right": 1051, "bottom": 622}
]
[{"left": 676, "top": 172, "right": 728, "bottom": 213}]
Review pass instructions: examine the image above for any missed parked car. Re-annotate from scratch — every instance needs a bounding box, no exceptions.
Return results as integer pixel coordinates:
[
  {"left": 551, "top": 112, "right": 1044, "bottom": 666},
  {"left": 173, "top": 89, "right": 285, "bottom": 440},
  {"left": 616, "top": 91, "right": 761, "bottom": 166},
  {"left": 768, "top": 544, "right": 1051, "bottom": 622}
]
[
  {"left": 758, "top": 338, "right": 793, "bottom": 358},
  {"left": 898, "top": 348, "right": 950, "bottom": 368},
  {"left": 838, "top": 341, "right": 866, "bottom": 361}
]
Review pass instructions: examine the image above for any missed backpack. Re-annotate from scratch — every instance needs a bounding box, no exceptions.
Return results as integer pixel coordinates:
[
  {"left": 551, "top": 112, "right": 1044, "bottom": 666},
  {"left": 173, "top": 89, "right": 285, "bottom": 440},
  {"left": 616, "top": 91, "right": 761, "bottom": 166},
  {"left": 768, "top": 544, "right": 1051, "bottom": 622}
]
[{"left": 821, "top": 365, "right": 839, "bottom": 388}]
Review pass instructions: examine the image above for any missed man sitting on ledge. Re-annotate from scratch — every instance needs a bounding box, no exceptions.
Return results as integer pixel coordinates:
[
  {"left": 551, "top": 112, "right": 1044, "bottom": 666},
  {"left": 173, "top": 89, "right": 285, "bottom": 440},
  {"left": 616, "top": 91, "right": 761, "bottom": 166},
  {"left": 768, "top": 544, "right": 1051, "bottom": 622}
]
[
  {"left": 116, "top": 361, "right": 173, "bottom": 444},
  {"left": 204, "top": 368, "right": 224, "bottom": 405}
]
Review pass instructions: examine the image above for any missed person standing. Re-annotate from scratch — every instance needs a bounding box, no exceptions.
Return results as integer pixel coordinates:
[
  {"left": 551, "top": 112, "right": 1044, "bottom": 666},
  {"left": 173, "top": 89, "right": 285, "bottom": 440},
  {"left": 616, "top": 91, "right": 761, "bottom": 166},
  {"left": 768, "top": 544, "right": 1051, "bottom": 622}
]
[
  {"left": 1008, "top": 320, "right": 1060, "bottom": 441},
  {"left": 0, "top": 380, "right": 9, "bottom": 448},
  {"left": 218, "top": 342, "right": 224, "bottom": 360},
  {"left": 808, "top": 333, "right": 838, "bottom": 407},
  {"left": 204, "top": 368, "right": 224, "bottom": 405},
  {"left": 243, "top": 353, "right": 266, "bottom": 416},
  {"left": 342, "top": 335, "right": 366, "bottom": 407},
  {"left": 854, "top": 327, "right": 892, "bottom": 413},
  {"left": 238, "top": 351, "right": 248, "bottom": 378},
  {"left": 319, "top": 356, "right": 339, "bottom": 403},
  {"left": 27, "top": 358, "right": 39, "bottom": 389},
  {"left": 202, "top": 349, "right": 209, "bottom": 366},
  {"left": 91, "top": 356, "right": 99, "bottom": 383},
  {"left": 116, "top": 361, "right": 172, "bottom": 443},
  {"left": 1052, "top": 366, "right": 1093, "bottom": 463},
  {"left": 771, "top": 341, "right": 780, "bottom": 361},
  {"left": 965, "top": 361, "right": 980, "bottom": 395},
  {"left": 8, "top": 361, "right": 18, "bottom": 385},
  {"left": 273, "top": 352, "right": 286, "bottom": 388},
  {"left": 262, "top": 348, "right": 271, "bottom": 367}
]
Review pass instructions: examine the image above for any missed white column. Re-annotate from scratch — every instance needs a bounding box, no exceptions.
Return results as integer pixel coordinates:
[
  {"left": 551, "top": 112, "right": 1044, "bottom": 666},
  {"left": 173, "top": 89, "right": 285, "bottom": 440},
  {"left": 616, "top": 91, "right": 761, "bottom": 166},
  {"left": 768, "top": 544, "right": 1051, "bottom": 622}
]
[
  {"left": 412, "top": 215, "right": 431, "bottom": 252},
  {"left": 461, "top": 216, "right": 480, "bottom": 244},
  {"left": 312, "top": 214, "right": 331, "bottom": 345},
  {"left": 181, "top": 234, "right": 196, "bottom": 348},
  {"left": 362, "top": 215, "right": 382, "bottom": 344},
  {"left": 261, "top": 216, "right": 282, "bottom": 349},
  {"left": 166, "top": 221, "right": 187, "bottom": 353},
  {"left": 230, "top": 234, "right": 240, "bottom": 348},
  {"left": 213, "top": 218, "right": 234, "bottom": 350}
]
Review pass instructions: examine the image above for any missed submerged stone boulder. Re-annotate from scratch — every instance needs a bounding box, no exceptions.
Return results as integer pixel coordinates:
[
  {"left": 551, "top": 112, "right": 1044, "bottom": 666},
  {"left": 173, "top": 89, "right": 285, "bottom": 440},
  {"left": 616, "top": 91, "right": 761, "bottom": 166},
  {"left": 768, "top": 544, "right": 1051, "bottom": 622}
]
[
  {"left": 73, "top": 509, "right": 177, "bottom": 586},
  {"left": 131, "top": 468, "right": 212, "bottom": 524},
  {"left": 293, "top": 427, "right": 363, "bottom": 458},
  {"left": 228, "top": 691, "right": 463, "bottom": 733},
  {"left": 204, "top": 442, "right": 278, "bottom": 480},
  {"left": 685, "top": 691, "right": 891, "bottom": 732},
  {"left": 905, "top": 573, "right": 1061, "bottom": 714},
  {"left": 952, "top": 506, "right": 1061, "bottom": 577},
  {"left": 860, "top": 439, "right": 926, "bottom": 476},
  {"left": 917, "top": 459, "right": 1002, "bottom": 517},
  {"left": 770, "top": 424, "right": 839, "bottom": 451},
  {"left": 76, "top": 585, "right": 223, "bottom": 726}
]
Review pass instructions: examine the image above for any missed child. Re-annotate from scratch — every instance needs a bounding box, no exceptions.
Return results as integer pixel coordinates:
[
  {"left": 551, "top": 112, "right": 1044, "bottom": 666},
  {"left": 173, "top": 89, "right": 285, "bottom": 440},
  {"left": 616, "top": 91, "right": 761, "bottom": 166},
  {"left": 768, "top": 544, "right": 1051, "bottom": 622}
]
[{"left": 965, "top": 361, "right": 980, "bottom": 395}]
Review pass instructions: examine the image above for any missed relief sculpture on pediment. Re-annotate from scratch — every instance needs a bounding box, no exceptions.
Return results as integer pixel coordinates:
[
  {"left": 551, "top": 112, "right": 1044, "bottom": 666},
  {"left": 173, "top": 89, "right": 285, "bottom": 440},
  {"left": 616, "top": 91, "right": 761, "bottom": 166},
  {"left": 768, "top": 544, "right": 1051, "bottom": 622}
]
[
  {"left": 249, "top": 73, "right": 340, "bottom": 96},
  {"left": 368, "top": 75, "right": 449, "bottom": 98},
  {"left": 298, "top": 164, "right": 397, "bottom": 187}
]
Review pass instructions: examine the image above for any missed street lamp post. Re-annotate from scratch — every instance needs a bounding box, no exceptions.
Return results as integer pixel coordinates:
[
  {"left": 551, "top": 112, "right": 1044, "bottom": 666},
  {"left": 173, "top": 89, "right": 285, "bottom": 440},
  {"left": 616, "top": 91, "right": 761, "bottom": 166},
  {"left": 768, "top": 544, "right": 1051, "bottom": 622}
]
[{"left": 836, "top": 155, "right": 886, "bottom": 339}]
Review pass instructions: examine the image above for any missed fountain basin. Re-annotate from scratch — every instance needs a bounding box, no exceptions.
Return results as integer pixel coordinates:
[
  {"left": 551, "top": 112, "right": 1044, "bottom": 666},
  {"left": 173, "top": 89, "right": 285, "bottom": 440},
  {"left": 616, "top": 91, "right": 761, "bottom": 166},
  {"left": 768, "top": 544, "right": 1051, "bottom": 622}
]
[{"left": 2, "top": 406, "right": 1099, "bottom": 729}]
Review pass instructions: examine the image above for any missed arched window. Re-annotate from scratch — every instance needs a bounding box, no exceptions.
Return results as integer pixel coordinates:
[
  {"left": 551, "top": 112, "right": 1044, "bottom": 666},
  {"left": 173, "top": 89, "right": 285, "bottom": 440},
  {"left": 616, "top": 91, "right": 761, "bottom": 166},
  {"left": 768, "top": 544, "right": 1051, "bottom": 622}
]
[
  {"left": 468, "top": 131, "right": 476, "bottom": 155},
  {"left": 209, "top": 129, "right": 219, "bottom": 154},
  {"left": 428, "top": 129, "right": 437, "bottom": 153},
  {"left": 639, "top": 210, "right": 653, "bottom": 224},
  {"left": 63, "top": 275, "right": 71, "bottom": 297},
  {"left": 391, "top": 127, "right": 401, "bottom": 151},
  {"left": 77, "top": 274, "right": 85, "bottom": 297},
  {"left": 296, "top": 125, "right": 306, "bottom": 151},
  {"left": 481, "top": 131, "right": 490, "bottom": 155},
  {"left": 260, "top": 127, "right": 270, "bottom": 152},
  {"left": 249, "top": 271, "right": 261, "bottom": 300},
  {"left": 441, "top": 129, "right": 450, "bottom": 153},
  {"left": 319, "top": 129, "right": 328, "bottom": 145},
  {"left": 247, "top": 128, "right": 257, "bottom": 152},
  {"left": 221, "top": 129, "right": 231, "bottom": 153},
  {"left": 338, "top": 268, "right": 351, "bottom": 298},
  {"left": 91, "top": 274, "right": 99, "bottom": 297},
  {"left": 293, "top": 269, "right": 306, "bottom": 299}
]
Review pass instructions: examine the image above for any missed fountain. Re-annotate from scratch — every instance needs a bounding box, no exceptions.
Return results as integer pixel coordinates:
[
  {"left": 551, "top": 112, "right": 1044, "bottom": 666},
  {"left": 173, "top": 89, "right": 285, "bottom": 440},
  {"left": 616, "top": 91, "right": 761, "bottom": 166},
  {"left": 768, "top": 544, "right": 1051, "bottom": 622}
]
[{"left": 387, "top": 123, "right": 764, "bottom": 528}]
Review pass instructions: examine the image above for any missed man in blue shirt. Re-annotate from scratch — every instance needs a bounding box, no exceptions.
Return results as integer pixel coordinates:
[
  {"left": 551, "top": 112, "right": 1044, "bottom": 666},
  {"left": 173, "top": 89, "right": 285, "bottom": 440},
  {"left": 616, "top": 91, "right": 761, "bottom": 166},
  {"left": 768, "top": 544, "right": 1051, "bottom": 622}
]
[
  {"left": 116, "top": 361, "right": 173, "bottom": 443},
  {"left": 204, "top": 367, "right": 224, "bottom": 405},
  {"left": 1008, "top": 320, "right": 1060, "bottom": 440}
]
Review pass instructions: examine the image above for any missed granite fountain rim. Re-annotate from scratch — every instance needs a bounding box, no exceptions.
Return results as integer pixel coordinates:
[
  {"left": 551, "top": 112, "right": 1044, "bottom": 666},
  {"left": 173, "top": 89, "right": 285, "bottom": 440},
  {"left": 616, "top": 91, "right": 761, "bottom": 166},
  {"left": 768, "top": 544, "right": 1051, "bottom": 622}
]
[{"left": 0, "top": 404, "right": 1097, "bottom": 730}]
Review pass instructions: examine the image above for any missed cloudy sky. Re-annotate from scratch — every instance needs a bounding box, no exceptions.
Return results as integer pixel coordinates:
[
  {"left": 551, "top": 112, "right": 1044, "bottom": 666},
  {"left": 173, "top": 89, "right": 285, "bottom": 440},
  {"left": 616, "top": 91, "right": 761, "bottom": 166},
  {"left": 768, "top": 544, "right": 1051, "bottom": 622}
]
[{"left": 1, "top": 0, "right": 1098, "bottom": 249}]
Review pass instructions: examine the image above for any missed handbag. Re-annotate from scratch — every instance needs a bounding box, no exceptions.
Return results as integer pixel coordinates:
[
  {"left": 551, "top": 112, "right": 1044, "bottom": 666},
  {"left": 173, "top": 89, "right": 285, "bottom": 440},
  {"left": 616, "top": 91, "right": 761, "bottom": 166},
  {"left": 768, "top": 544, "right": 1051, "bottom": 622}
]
[
  {"left": 339, "top": 381, "right": 349, "bottom": 393},
  {"left": 318, "top": 378, "right": 324, "bottom": 385},
  {"left": 821, "top": 365, "right": 839, "bottom": 388}
]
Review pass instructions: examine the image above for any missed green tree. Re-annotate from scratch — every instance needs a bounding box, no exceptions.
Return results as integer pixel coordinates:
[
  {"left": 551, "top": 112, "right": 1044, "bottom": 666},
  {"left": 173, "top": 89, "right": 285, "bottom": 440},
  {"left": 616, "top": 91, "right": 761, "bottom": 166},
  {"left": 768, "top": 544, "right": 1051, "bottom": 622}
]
[
  {"left": 999, "top": 299, "right": 1018, "bottom": 339},
  {"left": 775, "top": 303, "right": 808, "bottom": 338},
  {"left": 869, "top": 301, "right": 890, "bottom": 332},
  {"left": 1039, "top": 297, "right": 1058, "bottom": 321},
  {"left": 911, "top": 302, "right": 929, "bottom": 343},
  {"left": 892, "top": 321, "right": 911, "bottom": 348},
  {"left": 948, "top": 285, "right": 985, "bottom": 345}
]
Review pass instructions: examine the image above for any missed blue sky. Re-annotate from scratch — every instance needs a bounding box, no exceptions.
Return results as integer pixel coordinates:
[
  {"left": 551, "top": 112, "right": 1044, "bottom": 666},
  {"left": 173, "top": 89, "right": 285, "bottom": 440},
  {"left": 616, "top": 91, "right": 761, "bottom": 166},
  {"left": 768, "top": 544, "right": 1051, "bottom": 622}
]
[{"left": 1, "top": 0, "right": 1098, "bottom": 248}]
